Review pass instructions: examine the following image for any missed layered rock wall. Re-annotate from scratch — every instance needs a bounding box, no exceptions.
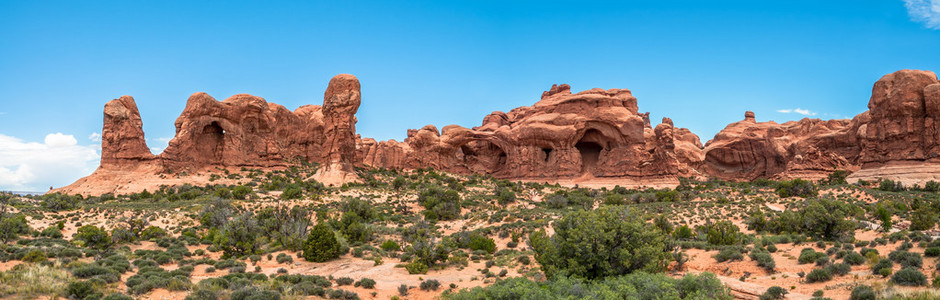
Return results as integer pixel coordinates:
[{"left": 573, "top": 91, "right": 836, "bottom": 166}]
[{"left": 55, "top": 69, "right": 940, "bottom": 195}]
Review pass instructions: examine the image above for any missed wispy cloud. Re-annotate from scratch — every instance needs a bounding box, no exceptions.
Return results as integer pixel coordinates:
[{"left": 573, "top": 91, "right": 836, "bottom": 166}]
[
  {"left": 0, "top": 133, "right": 99, "bottom": 191},
  {"left": 904, "top": 0, "right": 940, "bottom": 29},
  {"left": 776, "top": 108, "right": 817, "bottom": 116},
  {"left": 88, "top": 132, "right": 101, "bottom": 143}
]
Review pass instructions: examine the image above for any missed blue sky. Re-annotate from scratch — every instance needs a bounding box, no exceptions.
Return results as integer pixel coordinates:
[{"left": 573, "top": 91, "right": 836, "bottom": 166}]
[{"left": 1, "top": 0, "right": 939, "bottom": 191}]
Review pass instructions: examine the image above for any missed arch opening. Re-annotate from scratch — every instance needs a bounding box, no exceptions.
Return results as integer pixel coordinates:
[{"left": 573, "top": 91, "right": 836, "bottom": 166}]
[
  {"left": 198, "top": 121, "right": 225, "bottom": 163},
  {"left": 576, "top": 129, "right": 607, "bottom": 174},
  {"left": 458, "top": 140, "right": 506, "bottom": 173},
  {"left": 542, "top": 148, "right": 552, "bottom": 162}
]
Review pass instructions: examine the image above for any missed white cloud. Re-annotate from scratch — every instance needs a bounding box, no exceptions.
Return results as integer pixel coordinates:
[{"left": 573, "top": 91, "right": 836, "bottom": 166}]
[
  {"left": 88, "top": 132, "right": 101, "bottom": 142},
  {"left": 150, "top": 147, "right": 164, "bottom": 154},
  {"left": 904, "top": 0, "right": 940, "bottom": 29},
  {"left": 776, "top": 108, "right": 817, "bottom": 116},
  {"left": 0, "top": 133, "right": 99, "bottom": 192}
]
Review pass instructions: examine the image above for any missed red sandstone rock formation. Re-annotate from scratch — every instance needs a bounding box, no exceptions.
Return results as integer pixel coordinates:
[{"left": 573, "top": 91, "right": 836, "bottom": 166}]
[
  {"left": 313, "top": 74, "right": 362, "bottom": 185},
  {"left": 54, "top": 69, "right": 940, "bottom": 195},
  {"left": 100, "top": 96, "right": 154, "bottom": 169},
  {"left": 702, "top": 111, "right": 859, "bottom": 181},
  {"left": 357, "top": 85, "right": 704, "bottom": 180}
]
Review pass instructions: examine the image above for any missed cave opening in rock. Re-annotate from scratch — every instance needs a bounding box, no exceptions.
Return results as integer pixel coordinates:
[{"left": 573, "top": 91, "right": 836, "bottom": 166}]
[
  {"left": 542, "top": 148, "right": 552, "bottom": 162},
  {"left": 459, "top": 140, "right": 507, "bottom": 173},
  {"left": 199, "top": 121, "right": 225, "bottom": 163},
  {"left": 576, "top": 129, "right": 606, "bottom": 174}
]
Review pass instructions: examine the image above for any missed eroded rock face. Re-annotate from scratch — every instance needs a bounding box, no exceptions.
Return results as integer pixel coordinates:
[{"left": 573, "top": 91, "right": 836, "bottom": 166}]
[
  {"left": 100, "top": 96, "right": 154, "bottom": 168},
  {"left": 702, "top": 69, "right": 940, "bottom": 181},
  {"left": 703, "top": 111, "right": 859, "bottom": 181},
  {"left": 358, "top": 86, "right": 704, "bottom": 179},
  {"left": 858, "top": 69, "right": 940, "bottom": 165},
  {"left": 58, "top": 69, "right": 940, "bottom": 196}
]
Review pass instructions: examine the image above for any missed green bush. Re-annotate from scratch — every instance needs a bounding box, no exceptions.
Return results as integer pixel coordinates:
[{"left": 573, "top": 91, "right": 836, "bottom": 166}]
[
  {"left": 798, "top": 249, "right": 826, "bottom": 264},
  {"left": 759, "top": 286, "right": 787, "bottom": 300},
  {"left": 849, "top": 285, "right": 875, "bottom": 300},
  {"left": 75, "top": 225, "right": 111, "bottom": 250},
  {"left": 420, "top": 279, "right": 441, "bottom": 291},
  {"left": 706, "top": 221, "right": 741, "bottom": 245},
  {"left": 381, "top": 240, "right": 400, "bottom": 252},
  {"left": 891, "top": 267, "right": 927, "bottom": 286},
  {"left": 444, "top": 272, "right": 731, "bottom": 299},
  {"left": 749, "top": 251, "right": 775, "bottom": 272},
  {"left": 418, "top": 186, "right": 462, "bottom": 221},
  {"left": 775, "top": 179, "right": 817, "bottom": 198},
  {"left": 804, "top": 268, "right": 832, "bottom": 283},
  {"left": 910, "top": 207, "right": 938, "bottom": 231},
  {"left": 66, "top": 280, "right": 99, "bottom": 300},
  {"left": 843, "top": 251, "right": 865, "bottom": 265},
  {"left": 0, "top": 214, "right": 30, "bottom": 242},
  {"left": 405, "top": 261, "right": 428, "bottom": 274},
  {"left": 302, "top": 223, "right": 341, "bottom": 262},
  {"left": 214, "top": 212, "right": 261, "bottom": 258},
  {"left": 714, "top": 247, "right": 744, "bottom": 263},
  {"left": 356, "top": 278, "right": 376, "bottom": 289},
  {"left": 529, "top": 206, "right": 671, "bottom": 279}
]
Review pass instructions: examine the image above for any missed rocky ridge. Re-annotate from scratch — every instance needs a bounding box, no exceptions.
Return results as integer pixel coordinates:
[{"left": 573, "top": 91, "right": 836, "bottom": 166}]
[{"left": 54, "top": 70, "right": 940, "bottom": 195}]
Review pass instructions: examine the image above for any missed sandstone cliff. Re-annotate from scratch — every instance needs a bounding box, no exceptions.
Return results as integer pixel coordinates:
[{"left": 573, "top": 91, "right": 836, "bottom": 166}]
[{"left": 53, "top": 69, "right": 940, "bottom": 195}]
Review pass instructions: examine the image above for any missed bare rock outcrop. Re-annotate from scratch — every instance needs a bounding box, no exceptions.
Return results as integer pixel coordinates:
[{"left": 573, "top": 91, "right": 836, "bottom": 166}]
[
  {"left": 703, "top": 111, "right": 859, "bottom": 181},
  {"left": 55, "top": 69, "right": 940, "bottom": 195},
  {"left": 313, "top": 74, "right": 362, "bottom": 185},
  {"left": 358, "top": 86, "right": 704, "bottom": 180},
  {"left": 100, "top": 96, "right": 154, "bottom": 168}
]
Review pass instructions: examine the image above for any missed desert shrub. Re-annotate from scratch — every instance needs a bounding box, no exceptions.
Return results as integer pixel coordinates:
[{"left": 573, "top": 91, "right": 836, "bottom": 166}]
[
  {"left": 405, "top": 261, "right": 428, "bottom": 274},
  {"left": 775, "top": 179, "right": 817, "bottom": 198},
  {"left": 444, "top": 272, "right": 731, "bottom": 299},
  {"left": 199, "top": 198, "right": 234, "bottom": 229},
  {"left": 214, "top": 212, "right": 261, "bottom": 257},
  {"left": 102, "top": 293, "right": 134, "bottom": 300},
  {"left": 674, "top": 225, "right": 694, "bottom": 240},
  {"left": 281, "top": 185, "right": 303, "bottom": 200},
  {"left": 453, "top": 232, "right": 496, "bottom": 254},
  {"left": 66, "top": 280, "right": 99, "bottom": 300},
  {"left": 891, "top": 267, "right": 927, "bottom": 286},
  {"left": 849, "top": 285, "right": 875, "bottom": 300},
  {"left": 380, "top": 240, "right": 400, "bottom": 252},
  {"left": 926, "top": 180, "right": 940, "bottom": 192},
  {"left": 355, "top": 278, "right": 376, "bottom": 289},
  {"left": 910, "top": 206, "right": 938, "bottom": 231},
  {"left": 231, "top": 185, "right": 252, "bottom": 199},
  {"left": 925, "top": 247, "right": 940, "bottom": 257},
  {"left": 0, "top": 214, "right": 30, "bottom": 242},
  {"left": 420, "top": 279, "right": 441, "bottom": 291},
  {"left": 759, "top": 286, "right": 787, "bottom": 300},
  {"left": 139, "top": 226, "right": 166, "bottom": 240},
  {"left": 494, "top": 187, "right": 516, "bottom": 205},
  {"left": 302, "top": 223, "right": 341, "bottom": 262},
  {"left": 418, "top": 186, "right": 461, "bottom": 221},
  {"left": 714, "top": 247, "right": 744, "bottom": 262},
  {"left": 823, "top": 171, "right": 849, "bottom": 185},
  {"left": 879, "top": 179, "right": 905, "bottom": 192},
  {"left": 256, "top": 205, "right": 312, "bottom": 251},
  {"left": 798, "top": 249, "right": 826, "bottom": 264},
  {"left": 829, "top": 263, "right": 851, "bottom": 276},
  {"left": 276, "top": 253, "right": 293, "bottom": 264},
  {"left": 842, "top": 251, "right": 865, "bottom": 265},
  {"left": 872, "top": 258, "right": 894, "bottom": 277},
  {"left": 529, "top": 206, "right": 671, "bottom": 279},
  {"left": 40, "top": 193, "right": 79, "bottom": 211},
  {"left": 705, "top": 221, "right": 741, "bottom": 245},
  {"left": 765, "top": 198, "right": 859, "bottom": 240},
  {"left": 804, "top": 268, "right": 832, "bottom": 283},
  {"left": 75, "top": 225, "right": 111, "bottom": 250},
  {"left": 889, "top": 250, "right": 923, "bottom": 268},
  {"left": 335, "top": 277, "right": 354, "bottom": 286},
  {"left": 749, "top": 251, "right": 775, "bottom": 272}
]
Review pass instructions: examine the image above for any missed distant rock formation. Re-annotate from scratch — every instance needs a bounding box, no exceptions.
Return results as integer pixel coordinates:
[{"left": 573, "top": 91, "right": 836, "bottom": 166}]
[
  {"left": 357, "top": 84, "right": 704, "bottom": 180},
  {"left": 54, "top": 69, "right": 940, "bottom": 195}
]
